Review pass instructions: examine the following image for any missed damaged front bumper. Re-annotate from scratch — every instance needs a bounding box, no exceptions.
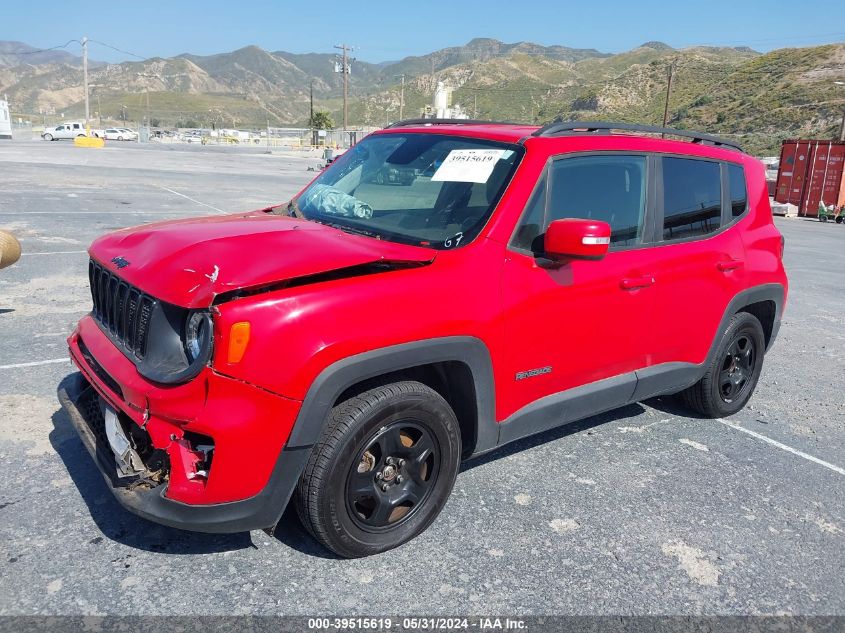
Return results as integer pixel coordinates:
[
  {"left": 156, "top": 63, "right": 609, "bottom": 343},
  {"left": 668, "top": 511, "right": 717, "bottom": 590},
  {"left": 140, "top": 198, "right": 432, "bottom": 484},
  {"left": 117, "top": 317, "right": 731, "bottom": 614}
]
[
  {"left": 60, "top": 313, "right": 313, "bottom": 533},
  {"left": 59, "top": 372, "right": 310, "bottom": 533}
]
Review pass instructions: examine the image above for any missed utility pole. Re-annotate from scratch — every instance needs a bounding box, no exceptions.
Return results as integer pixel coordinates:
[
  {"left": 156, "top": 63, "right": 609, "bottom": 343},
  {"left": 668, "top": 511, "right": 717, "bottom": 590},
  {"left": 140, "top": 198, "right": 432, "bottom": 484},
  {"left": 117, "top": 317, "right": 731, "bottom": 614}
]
[
  {"left": 662, "top": 60, "right": 675, "bottom": 131},
  {"left": 397, "top": 74, "right": 406, "bottom": 120},
  {"left": 835, "top": 82, "right": 844, "bottom": 141},
  {"left": 97, "top": 93, "right": 101, "bottom": 126},
  {"left": 309, "top": 80, "right": 314, "bottom": 127},
  {"left": 82, "top": 36, "right": 90, "bottom": 130},
  {"left": 334, "top": 44, "right": 353, "bottom": 131}
]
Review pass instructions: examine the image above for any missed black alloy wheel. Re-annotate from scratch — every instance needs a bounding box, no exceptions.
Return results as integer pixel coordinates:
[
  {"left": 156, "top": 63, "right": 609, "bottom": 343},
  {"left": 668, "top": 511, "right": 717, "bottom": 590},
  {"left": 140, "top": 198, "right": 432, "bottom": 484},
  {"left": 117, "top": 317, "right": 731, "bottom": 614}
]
[
  {"left": 718, "top": 334, "right": 756, "bottom": 403},
  {"left": 295, "top": 381, "right": 461, "bottom": 558},
  {"left": 346, "top": 421, "right": 440, "bottom": 531},
  {"left": 682, "top": 312, "right": 766, "bottom": 417}
]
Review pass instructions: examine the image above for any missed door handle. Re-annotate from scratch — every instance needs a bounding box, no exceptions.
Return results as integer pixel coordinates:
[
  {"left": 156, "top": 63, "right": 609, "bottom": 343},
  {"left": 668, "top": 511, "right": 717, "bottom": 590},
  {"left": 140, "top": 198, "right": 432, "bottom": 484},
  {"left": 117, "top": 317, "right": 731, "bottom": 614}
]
[
  {"left": 620, "top": 275, "right": 655, "bottom": 290},
  {"left": 717, "top": 259, "right": 744, "bottom": 272}
]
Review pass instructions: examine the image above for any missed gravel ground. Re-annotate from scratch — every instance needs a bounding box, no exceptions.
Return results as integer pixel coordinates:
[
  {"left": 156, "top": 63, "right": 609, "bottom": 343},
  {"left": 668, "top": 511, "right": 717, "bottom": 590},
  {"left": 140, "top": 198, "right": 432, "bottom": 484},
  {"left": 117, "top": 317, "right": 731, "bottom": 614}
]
[{"left": 0, "top": 139, "right": 842, "bottom": 617}]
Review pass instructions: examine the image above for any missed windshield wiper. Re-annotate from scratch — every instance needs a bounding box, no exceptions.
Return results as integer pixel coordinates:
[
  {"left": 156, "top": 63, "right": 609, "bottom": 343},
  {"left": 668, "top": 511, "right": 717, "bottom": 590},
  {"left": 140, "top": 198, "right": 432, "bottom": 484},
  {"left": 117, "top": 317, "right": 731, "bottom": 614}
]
[{"left": 326, "top": 222, "right": 382, "bottom": 240}]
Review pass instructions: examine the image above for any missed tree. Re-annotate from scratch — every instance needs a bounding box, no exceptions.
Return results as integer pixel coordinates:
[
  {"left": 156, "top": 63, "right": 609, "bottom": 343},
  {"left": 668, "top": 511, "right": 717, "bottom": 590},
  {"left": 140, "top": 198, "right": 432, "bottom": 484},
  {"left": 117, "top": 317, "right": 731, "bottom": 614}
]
[{"left": 309, "top": 110, "right": 334, "bottom": 130}]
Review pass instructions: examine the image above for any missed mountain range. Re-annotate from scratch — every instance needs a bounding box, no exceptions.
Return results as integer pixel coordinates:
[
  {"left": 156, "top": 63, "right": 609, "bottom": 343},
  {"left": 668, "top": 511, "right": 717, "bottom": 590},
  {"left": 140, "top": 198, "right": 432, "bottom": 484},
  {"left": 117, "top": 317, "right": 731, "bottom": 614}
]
[{"left": 1, "top": 37, "right": 843, "bottom": 153}]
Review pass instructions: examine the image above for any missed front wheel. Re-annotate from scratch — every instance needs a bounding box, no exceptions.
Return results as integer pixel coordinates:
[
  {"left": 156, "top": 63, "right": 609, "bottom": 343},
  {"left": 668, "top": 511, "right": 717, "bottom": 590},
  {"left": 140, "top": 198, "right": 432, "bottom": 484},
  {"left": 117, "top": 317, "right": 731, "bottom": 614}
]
[
  {"left": 681, "top": 312, "right": 765, "bottom": 417},
  {"left": 43, "top": 134, "right": 53, "bottom": 141},
  {"left": 295, "top": 381, "right": 461, "bottom": 558}
]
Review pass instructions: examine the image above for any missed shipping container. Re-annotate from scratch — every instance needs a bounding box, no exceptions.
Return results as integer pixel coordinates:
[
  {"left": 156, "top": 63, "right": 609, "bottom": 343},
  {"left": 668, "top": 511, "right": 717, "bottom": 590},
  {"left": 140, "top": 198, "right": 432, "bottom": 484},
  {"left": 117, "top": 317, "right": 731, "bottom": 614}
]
[{"left": 774, "top": 139, "right": 845, "bottom": 216}]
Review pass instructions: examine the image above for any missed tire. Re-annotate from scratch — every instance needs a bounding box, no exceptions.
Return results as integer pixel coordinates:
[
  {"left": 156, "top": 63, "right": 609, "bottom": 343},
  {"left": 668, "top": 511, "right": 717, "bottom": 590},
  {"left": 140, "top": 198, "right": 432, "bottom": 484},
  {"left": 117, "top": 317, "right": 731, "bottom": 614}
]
[
  {"left": 681, "top": 312, "right": 766, "bottom": 418},
  {"left": 43, "top": 134, "right": 53, "bottom": 141},
  {"left": 295, "top": 380, "right": 461, "bottom": 558},
  {"left": 117, "top": 136, "right": 123, "bottom": 141}
]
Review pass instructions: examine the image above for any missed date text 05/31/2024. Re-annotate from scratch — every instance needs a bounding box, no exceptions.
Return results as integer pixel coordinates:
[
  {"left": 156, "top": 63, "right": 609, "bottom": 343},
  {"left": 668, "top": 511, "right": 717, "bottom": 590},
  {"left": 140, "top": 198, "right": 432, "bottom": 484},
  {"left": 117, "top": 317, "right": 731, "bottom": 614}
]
[{"left": 307, "top": 617, "right": 527, "bottom": 630}]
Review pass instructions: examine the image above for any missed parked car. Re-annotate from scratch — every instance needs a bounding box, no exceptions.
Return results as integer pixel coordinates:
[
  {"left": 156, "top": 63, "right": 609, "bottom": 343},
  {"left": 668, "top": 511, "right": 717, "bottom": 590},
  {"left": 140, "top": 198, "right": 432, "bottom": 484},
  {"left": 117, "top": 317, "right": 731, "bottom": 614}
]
[
  {"left": 60, "top": 119, "right": 787, "bottom": 558},
  {"left": 101, "top": 128, "right": 133, "bottom": 141},
  {"left": 41, "top": 122, "right": 87, "bottom": 141}
]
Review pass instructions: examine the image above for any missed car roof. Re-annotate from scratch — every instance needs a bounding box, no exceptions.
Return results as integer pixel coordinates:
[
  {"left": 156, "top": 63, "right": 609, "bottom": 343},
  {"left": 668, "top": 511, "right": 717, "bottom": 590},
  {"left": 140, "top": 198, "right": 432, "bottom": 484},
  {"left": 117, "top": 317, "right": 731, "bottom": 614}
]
[
  {"left": 375, "top": 119, "right": 746, "bottom": 157},
  {"left": 375, "top": 121, "right": 539, "bottom": 143}
]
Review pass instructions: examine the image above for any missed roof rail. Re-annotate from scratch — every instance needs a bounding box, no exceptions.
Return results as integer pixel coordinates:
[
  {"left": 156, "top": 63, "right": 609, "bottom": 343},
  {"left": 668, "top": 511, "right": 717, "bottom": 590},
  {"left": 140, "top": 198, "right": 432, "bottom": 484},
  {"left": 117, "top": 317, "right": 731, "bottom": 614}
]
[
  {"left": 385, "top": 118, "right": 525, "bottom": 129},
  {"left": 531, "top": 120, "right": 743, "bottom": 152}
]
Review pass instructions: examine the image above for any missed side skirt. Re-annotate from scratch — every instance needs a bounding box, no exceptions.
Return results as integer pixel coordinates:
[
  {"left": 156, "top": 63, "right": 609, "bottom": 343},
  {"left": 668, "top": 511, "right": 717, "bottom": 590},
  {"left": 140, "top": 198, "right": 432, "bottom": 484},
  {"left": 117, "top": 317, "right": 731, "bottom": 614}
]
[{"left": 495, "top": 362, "right": 701, "bottom": 448}]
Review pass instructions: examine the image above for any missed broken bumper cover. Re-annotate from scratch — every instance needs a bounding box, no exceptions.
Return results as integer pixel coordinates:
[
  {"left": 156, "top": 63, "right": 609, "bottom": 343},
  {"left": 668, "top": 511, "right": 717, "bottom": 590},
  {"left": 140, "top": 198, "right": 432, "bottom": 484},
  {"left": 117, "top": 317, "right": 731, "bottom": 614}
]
[{"left": 59, "top": 372, "right": 310, "bottom": 533}]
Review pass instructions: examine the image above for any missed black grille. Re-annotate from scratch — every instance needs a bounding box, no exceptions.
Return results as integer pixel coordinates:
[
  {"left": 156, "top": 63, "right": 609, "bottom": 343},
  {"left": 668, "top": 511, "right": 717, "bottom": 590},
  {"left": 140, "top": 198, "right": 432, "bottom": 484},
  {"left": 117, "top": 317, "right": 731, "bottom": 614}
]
[{"left": 89, "top": 259, "right": 156, "bottom": 359}]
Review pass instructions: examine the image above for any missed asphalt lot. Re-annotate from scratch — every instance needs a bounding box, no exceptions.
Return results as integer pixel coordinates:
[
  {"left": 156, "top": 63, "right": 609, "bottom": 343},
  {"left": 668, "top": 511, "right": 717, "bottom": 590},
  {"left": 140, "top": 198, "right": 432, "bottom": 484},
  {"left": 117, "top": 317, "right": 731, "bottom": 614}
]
[{"left": 0, "top": 138, "right": 843, "bottom": 616}]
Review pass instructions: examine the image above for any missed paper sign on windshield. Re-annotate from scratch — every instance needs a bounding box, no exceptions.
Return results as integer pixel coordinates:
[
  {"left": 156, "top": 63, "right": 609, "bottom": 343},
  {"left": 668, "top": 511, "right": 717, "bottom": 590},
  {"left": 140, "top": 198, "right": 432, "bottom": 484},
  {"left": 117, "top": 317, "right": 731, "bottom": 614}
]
[{"left": 431, "top": 149, "right": 506, "bottom": 183}]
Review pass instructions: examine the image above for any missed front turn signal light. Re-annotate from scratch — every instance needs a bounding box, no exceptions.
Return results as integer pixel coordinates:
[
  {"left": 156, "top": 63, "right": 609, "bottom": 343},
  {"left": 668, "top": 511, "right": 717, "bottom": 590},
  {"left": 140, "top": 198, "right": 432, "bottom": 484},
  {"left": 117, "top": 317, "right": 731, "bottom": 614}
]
[{"left": 227, "top": 322, "right": 251, "bottom": 363}]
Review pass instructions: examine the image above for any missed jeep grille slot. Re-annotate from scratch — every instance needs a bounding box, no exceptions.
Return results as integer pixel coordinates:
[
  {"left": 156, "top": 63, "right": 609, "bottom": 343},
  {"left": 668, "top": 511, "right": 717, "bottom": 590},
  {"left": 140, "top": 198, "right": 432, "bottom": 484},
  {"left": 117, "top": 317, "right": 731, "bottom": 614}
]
[{"left": 88, "top": 259, "right": 155, "bottom": 359}]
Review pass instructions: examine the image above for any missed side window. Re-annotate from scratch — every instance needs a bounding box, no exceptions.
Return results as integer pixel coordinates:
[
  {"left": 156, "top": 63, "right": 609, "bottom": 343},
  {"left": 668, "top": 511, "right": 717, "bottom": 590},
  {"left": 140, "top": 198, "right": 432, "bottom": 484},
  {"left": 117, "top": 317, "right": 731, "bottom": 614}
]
[
  {"left": 511, "top": 154, "right": 647, "bottom": 252},
  {"left": 728, "top": 163, "right": 747, "bottom": 218},
  {"left": 661, "top": 157, "right": 722, "bottom": 240}
]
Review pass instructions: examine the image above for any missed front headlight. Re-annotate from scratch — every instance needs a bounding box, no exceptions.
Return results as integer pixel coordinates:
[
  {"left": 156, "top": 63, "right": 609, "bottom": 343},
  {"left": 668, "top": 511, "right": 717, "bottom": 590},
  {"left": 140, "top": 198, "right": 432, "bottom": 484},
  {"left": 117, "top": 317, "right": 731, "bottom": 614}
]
[
  {"left": 134, "top": 306, "right": 213, "bottom": 384},
  {"left": 184, "top": 311, "right": 212, "bottom": 364}
]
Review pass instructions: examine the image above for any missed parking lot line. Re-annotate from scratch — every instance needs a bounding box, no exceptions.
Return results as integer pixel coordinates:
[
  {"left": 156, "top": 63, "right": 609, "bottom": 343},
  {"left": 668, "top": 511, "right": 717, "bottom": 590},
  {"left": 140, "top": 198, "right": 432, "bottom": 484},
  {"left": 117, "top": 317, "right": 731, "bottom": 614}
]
[
  {"left": 157, "top": 185, "right": 227, "bottom": 214},
  {"left": 0, "top": 211, "right": 203, "bottom": 215},
  {"left": 21, "top": 250, "right": 88, "bottom": 256},
  {"left": 717, "top": 418, "right": 845, "bottom": 476},
  {"left": 0, "top": 358, "right": 70, "bottom": 370}
]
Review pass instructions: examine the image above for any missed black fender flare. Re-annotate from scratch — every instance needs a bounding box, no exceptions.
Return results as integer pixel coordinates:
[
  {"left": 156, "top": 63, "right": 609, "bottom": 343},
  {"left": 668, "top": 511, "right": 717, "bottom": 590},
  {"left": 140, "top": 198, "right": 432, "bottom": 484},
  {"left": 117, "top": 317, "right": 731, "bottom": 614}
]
[
  {"left": 286, "top": 336, "right": 499, "bottom": 455},
  {"left": 634, "top": 282, "right": 786, "bottom": 401},
  {"left": 711, "top": 282, "right": 785, "bottom": 355}
]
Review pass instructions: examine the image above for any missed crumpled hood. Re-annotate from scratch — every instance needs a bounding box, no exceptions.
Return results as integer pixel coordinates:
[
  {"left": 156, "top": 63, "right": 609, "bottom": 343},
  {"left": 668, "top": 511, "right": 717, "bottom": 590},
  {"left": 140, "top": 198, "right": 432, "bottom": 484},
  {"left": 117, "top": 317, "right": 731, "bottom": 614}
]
[{"left": 89, "top": 212, "right": 436, "bottom": 308}]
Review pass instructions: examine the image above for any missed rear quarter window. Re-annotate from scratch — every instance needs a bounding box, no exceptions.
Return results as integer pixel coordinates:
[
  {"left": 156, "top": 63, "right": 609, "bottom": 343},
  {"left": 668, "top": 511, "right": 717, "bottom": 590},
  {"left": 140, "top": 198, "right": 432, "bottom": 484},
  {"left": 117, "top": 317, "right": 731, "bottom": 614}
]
[{"left": 728, "top": 163, "right": 748, "bottom": 218}]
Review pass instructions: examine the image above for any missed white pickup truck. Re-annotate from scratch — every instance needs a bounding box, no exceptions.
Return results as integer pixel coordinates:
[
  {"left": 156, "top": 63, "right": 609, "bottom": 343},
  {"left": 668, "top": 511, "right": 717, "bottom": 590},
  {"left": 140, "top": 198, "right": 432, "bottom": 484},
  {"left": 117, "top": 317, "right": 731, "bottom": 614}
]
[{"left": 41, "top": 122, "right": 89, "bottom": 141}]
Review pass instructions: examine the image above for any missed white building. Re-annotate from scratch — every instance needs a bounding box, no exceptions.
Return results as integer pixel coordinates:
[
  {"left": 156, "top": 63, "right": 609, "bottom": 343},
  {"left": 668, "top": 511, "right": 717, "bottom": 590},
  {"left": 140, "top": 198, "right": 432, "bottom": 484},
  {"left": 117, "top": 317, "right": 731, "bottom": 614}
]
[
  {"left": 0, "top": 100, "right": 12, "bottom": 139},
  {"left": 424, "top": 82, "right": 469, "bottom": 120}
]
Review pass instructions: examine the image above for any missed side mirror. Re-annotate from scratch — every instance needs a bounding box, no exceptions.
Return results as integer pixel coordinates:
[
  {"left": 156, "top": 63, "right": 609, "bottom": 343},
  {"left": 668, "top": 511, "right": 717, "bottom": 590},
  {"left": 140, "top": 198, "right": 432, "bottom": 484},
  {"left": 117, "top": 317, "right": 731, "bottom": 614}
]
[{"left": 544, "top": 218, "right": 611, "bottom": 261}]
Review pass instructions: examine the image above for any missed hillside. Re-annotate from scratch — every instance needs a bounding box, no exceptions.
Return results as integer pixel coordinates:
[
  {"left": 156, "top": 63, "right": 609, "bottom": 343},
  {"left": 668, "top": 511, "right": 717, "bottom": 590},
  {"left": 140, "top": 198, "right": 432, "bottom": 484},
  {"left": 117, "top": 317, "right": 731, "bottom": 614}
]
[
  {"left": 1, "top": 38, "right": 843, "bottom": 153},
  {"left": 0, "top": 41, "right": 87, "bottom": 67}
]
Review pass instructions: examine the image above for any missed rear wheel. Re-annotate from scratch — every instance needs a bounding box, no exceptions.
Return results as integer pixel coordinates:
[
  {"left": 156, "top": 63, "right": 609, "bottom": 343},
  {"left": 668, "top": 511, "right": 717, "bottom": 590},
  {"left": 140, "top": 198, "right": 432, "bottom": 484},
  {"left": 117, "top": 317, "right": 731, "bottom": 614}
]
[
  {"left": 295, "top": 381, "right": 461, "bottom": 558},
  {"left": 681, "top": 312, "right": 765, "bottom": 417}
]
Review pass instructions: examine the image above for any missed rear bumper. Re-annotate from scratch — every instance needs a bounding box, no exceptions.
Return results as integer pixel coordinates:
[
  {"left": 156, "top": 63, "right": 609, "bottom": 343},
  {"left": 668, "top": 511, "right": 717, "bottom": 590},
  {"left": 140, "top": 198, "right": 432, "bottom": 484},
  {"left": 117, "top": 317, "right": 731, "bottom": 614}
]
[{"left": 59, "top": 372, "right": 310, "bottom": 533}]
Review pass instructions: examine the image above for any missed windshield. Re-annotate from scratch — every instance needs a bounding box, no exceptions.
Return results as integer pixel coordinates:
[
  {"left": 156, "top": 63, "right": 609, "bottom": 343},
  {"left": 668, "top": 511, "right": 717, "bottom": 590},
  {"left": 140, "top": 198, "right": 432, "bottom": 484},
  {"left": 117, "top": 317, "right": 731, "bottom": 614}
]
[{"left": 293, "top": 133, "right": 523, "bottom": 249}]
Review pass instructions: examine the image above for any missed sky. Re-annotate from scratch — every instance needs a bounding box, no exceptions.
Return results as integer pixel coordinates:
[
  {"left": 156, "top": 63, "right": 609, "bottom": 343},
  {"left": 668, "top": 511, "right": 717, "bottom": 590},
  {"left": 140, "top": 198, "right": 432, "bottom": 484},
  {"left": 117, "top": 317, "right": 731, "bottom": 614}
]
[{"left": 3, "top": 0, "right": 844, "bottom": 63}]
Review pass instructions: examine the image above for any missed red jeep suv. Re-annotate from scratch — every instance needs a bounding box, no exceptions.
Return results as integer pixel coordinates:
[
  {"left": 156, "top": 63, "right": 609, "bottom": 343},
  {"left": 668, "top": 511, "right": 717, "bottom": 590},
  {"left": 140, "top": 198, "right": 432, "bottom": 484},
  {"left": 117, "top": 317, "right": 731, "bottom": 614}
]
[{"left": 60, "top": 120, "right": 788, "bottom": 557}]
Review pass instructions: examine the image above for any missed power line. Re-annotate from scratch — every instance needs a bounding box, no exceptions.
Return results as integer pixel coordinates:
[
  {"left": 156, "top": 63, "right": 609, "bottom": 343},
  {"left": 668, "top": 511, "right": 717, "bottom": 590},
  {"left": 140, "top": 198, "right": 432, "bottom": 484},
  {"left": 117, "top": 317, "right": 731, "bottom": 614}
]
[
  {"left": 15, "top": 40, "right": 81, "bottom": 55},
  {"left": 87, "top": 39, "right": 146, "bottom": 60}
]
